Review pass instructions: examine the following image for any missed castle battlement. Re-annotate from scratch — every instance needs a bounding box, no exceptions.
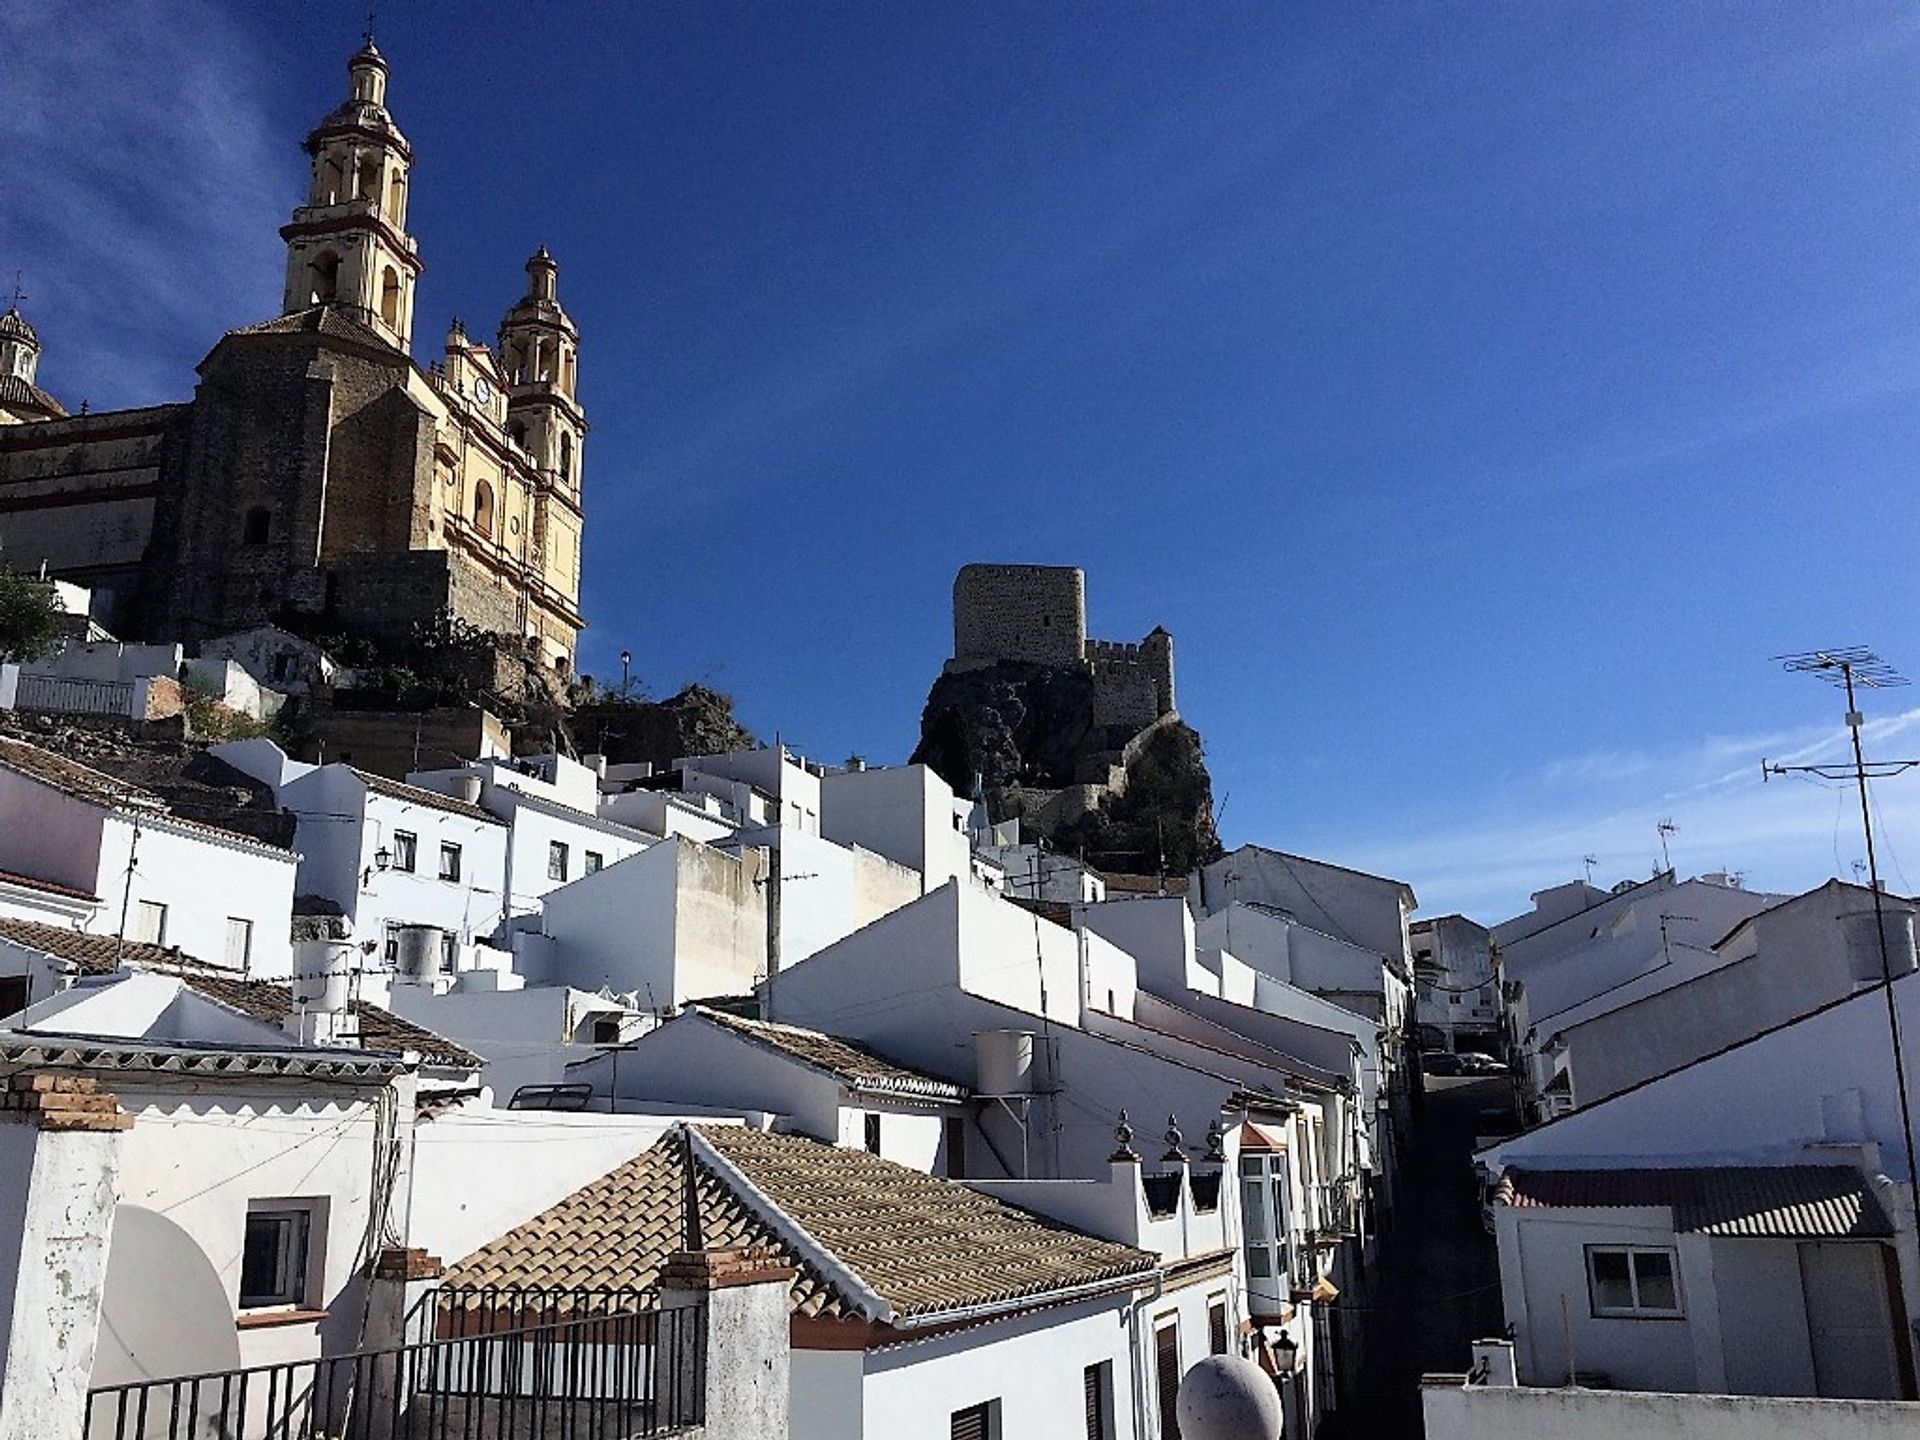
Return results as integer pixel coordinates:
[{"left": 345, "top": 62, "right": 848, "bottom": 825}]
[{"left": 944, "top": 564, "right": 1175, "bottom": 731}]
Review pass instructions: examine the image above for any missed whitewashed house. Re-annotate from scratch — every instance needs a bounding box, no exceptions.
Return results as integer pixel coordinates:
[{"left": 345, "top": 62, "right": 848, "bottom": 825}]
[
  {"left": 511, "top": 834, "right": 771, "bottom": 1006},
  {"left": 1410, "top": 913, "right": 1498, "bottom": 1055},
  {"left": 405, "top": 752, "right": 653, "bottom": 918},
  {"left": 443, "top": 1122, "right": 1183, "bottom": 1440},
  {"left": 1495, "top": 873, "right": 1782, "bottom": 1120},
  {"left": 1476, "top": 968, "right": 1920, "bottom": 1400},
  {"left": 818, "top": 759, "right": 978, "bottom": 894},
  {"left": 214, "top": 738, "right": 507, "bottom": 977},
  {"left": 0, "top": 736, "right": 296, "bottom": 981},
  {"left": 766, "top": 878, "right": 1354, "bottom": 1432},
  {"left": 569, "top": 1004, "right": 972, "bottom": 1171},
  {"left": 1541, "top": 880, "right": 1918, "bottom": 1112}
]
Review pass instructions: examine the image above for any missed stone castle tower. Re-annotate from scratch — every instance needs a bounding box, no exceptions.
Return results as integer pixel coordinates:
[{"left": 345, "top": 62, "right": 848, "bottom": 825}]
[
  {"left": 945, "top": 563, "right": 1175, "bottom": 731},
  {"left": 0, "top": 40, "right": 590, "bottom": 683}
]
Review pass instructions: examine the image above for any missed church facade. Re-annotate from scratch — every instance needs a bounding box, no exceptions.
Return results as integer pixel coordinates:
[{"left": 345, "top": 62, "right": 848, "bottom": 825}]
[{"left": 0, "top": 41, "right": 588, "bottom": 679}]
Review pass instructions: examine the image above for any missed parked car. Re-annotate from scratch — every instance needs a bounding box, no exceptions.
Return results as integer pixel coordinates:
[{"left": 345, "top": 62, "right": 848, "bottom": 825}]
[
  {"left": 1421, "top": 1050, "right": 1463, "bottom": 1076},
  {"left": 1456, "top": 1052, "right": 1506, "bottom": 1075}
]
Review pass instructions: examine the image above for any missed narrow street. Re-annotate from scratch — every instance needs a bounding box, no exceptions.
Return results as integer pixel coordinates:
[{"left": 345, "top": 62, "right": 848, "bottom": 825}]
[{"left": 1325, "top": 1074, "right": 1515, "bottom": 1440}]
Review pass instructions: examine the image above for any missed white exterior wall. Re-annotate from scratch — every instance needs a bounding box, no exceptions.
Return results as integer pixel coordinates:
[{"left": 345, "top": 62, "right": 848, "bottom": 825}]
[
  {"left": 596, "top": 788, "right": 735, "bottom": 844},
  {"left": 91, "top": 813, "right": 295, "bottom": 977},
  {"left": 1076, "top": 897, "right": 1214, "bottom": 1000},
  {"left": 280, "top": 766, "right": 508, "bottom": 962},
  {"left": 819, "top": 763, "right": 971, "bottom": 893},
  {"left": 1423, "top": 1376, "right": 1920, "bottom": 1440},
  {"left": 1196, "top": 903, "right": 1393, "bottom": 1020},
  {"left": 773, "top": 900, "right": 1266, "bottom": 1181},
  {"left": 91, "top": 1081, "right": 390, "bottom": 1386},
  {"left": 1561, "top": 885, "right": 1915, "bottom": 1107},
  {"left": 1482, "top": 974, "right": 1920, "bottom": 1385},
  {"left": 0, "top": 765, "right": 107, "bottom": 897},
  {"left": 407, "top": 1107, "right": 676, "bottom": 1265},
  {"left": 683, "top": 749, "right": 822, "bottom": 835},
  {"left": 381, "top": 984, "right": 634, "bottom": 1100},
  {"left": 536, "top": 837, "right": 768, "bottom": 1004},
  {"left": 789, "top": 1349, "right": 865, "bottom": 1440},
  {"left": 1494, "top": 1203, "right": 1703, "bottom": 1390},
  {"left": 1196, "top": 848, "right": 1413, "bottom": 963},
  {"left": 856, "top": 1295, "right": 1139, "bottom": 1440},
  {"left": 731, "top": 825, "right": 921, "bottom": 969}
]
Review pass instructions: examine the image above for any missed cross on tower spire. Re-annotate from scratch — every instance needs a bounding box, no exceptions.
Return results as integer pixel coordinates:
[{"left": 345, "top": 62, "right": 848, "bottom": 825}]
[
  {"left": 362, "top": 7, "right": 377, "bottom": 48},
  {"left": 6, "top": 272, "right": 24, "bottom": 313}
]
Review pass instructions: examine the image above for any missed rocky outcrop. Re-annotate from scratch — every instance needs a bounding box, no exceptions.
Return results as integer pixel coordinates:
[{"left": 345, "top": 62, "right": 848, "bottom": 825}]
[
  {"left": 912, "top": 661, "right": 1220, "bottom": 877},
  {"left": 565, "top": 685, "right": 757, "bottom": 771}
]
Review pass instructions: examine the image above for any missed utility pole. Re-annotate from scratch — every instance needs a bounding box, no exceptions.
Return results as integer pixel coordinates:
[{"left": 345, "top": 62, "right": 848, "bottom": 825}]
[{"left": 1768, "top": 647, "right": 1920, "bottom": 1298}]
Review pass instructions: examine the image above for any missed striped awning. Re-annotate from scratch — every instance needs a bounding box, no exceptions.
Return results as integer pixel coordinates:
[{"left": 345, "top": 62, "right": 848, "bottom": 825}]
[{"left": 1497, "top": 1164, "right": 1892, "bottom": 1239}]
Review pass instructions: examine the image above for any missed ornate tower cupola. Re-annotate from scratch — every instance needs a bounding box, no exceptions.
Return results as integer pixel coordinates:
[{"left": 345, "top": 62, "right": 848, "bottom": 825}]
[
  {"left": 278, "top": 40, "right": 422, "bottom": 352},
  {"left": 0, "top": 295, "right": 68, "bottom": 425},
  {"left": 497, "top": 247, "right": 586, "bottom": 501}
]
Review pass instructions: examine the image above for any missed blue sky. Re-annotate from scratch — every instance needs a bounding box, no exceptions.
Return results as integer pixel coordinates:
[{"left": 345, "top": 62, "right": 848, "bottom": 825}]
[{"left": 6, "top": 2, "right": 1920, "bottom": 920}]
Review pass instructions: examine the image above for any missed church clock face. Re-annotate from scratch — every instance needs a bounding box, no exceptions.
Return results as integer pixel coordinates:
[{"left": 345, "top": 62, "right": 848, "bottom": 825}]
[{"left": 472, "top": 375, "right": 493, "bottom": 404}]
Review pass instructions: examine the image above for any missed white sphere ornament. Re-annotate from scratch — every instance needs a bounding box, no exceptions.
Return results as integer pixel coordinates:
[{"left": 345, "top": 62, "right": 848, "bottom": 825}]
[{"left": 1175, "top": 1355, "right": 1283, "bottom": 1440}]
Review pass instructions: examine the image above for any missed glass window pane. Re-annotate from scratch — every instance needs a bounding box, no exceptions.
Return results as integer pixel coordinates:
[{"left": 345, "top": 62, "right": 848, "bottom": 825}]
[
  {"left": 1590, "top": 1250, "right": 1633, "bottom": 1311},
  {"left": 1633, "top": 1251, "right": 1677, "bottom": 1311},
  {"left": 1247, "top": 1247, "right": 1272, "bottom": 1278},
  {"left": 1241, "top": 1179, "right": 1269, "bottom": 1241}
]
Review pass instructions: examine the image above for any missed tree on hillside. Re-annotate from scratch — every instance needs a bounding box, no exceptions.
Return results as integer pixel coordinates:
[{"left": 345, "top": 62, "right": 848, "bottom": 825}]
[{"left": 0, "top": 567, "right": 62, "bottom": 665}]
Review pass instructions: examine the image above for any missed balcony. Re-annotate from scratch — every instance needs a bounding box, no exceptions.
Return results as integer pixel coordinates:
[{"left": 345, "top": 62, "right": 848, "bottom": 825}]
[{"left": 83, "top": 1286, "right": 702, "bottom": 1440}]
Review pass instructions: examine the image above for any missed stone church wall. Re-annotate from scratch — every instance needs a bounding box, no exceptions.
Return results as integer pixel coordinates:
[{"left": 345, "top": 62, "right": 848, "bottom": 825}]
[{"left": 0, "top": 405, "right": 190, "bottom": 634}]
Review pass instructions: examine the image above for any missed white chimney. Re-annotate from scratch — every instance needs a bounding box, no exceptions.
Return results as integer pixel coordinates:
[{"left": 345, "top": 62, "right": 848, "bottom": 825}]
[{"left": 456, "top": 774, "right": 483, "bottom": 806}]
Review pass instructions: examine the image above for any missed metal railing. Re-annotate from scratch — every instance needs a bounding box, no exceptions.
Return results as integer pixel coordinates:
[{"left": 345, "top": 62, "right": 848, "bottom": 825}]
[
  {"left": 84, "top": 1289, "right": 702, "bottom": 1440},
  {"left": 13, "top": 673, "right": 132, "bottom": 718}
]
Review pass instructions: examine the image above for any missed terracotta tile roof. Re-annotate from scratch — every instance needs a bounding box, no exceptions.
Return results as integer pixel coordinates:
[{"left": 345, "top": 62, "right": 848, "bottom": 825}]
[
  {"left": 1100, "top": 872, "right": 1189, "bottom": 896},
  {"left": 446, "top": 1125, "right": 1156, "bottom": 1326},
  {"left": 0, "top": 736, "right": 165, "bottom": 811},
  {"left": 354, "top": 769, "right": 502, "bottom": 825},
  {"left": 1496, "top": 1165, "right": 1892, "bottom": 1238},
  {"left": 0, "top": 374, "right": 67, "bottom": 419},
  {"left": 690, "top": 1008, "right": 967, "bottom": 1102},
  {"left": 0, "top": 870, "right": 98, "bottom": 903},
  {"left": 0, "top": 918, "right": 480, "bottom": 1069},
  {"left": 0, "top": 737, "right": 294, "bottom": 857}
]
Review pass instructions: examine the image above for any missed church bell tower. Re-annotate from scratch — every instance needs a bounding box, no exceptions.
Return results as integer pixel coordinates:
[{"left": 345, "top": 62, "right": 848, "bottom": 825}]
[
  {"left": 278, "top": 41, "right": 421, "bottom": 352},
  {"left": 498, "top": 248, "right": 586, "bottom": 503}
]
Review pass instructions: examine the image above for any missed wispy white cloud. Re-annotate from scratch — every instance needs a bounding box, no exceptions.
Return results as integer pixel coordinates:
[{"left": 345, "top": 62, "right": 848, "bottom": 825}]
[
  {"left": 0, "top": 2, "right": 291, "bottom": 408},
  {"left": 1324, "top": 709, "right": 1920, "bottom": 922}
]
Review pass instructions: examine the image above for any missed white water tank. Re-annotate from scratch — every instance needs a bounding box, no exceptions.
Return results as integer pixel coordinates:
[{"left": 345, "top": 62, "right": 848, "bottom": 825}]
[
  {"left": 289, "top": 940, "right": 352, "bottom": 1013},
  {"left": 393, "top": 924, "right": 446, "bottom": 982},
  {"left": 456, "top": 774, "right": 483, "bottom": 805},
  {"left": 974, "top": 1029, "right": 1035, "bottom": 1096}
]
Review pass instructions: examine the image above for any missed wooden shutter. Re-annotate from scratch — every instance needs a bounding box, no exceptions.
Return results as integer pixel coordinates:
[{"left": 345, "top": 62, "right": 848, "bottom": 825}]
[
  {"left": 1209, "top": 1300, "right": 1229, "bottom": 1356},
  {"left": 1156, "top": 1323, "right": 1182, "bottom": 1440},
  {"left": 1083, "top": 1362, "right": 1106, "bottom": 1440},
  {"left": 950, "top": 1402, "right": 991, "bottom": 1440}
]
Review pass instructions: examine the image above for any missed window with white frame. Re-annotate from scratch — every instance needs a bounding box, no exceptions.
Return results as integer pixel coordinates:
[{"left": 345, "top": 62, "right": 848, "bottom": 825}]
[
  {"left": 239, "top": 1202, "right": 319, "bottom": 1309},
  {"left": 1586, "top": 1245, "right": 1681, "bottom": 1318},
  {"left": 224, "top": 917, "right": 253, "bottom": 969},
  {"left": 548, "top": 841, "right": 569, "bottom": 881}
]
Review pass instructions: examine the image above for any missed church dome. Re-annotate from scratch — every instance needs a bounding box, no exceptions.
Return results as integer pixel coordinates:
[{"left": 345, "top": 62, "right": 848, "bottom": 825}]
[{"left": 0, "top": 308, "right": 38, "bottom": 348}]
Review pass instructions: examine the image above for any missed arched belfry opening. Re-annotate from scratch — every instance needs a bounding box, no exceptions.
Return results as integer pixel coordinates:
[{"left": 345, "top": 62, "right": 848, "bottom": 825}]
[
  {"left": 308, "top": 252, "right": 340, "bottom": 306},
  {"left": 379, "top": 267, "right": 401, "bottom": 328},
  {"left": 559, "top": 432, "right": 573, "bottom": 484},
  {"left": 242, "top": 507, "right": 271, "bottom": 546},
  {"left": 472, "top": 480, "right": 494, "bottom": 539}
]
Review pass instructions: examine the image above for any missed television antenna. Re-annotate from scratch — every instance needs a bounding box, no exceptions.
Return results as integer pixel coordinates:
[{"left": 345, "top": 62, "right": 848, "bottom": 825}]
[
  {"left": 1767, "top": 646, "right": 1919, "bottom": 1280},
  {"left": 1655, "top": 820, "right": 1678, "bottom": 874},
  {"left": 1582, "top": 854, "right": 1597, "bottom": 886}
]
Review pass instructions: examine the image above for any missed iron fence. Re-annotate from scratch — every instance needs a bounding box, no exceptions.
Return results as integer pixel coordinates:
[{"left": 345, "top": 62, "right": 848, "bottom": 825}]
[
  {"left": 84, "top": 1290, "right": 702, "bottom": 1440},
  {"left": 14, "top": 673, "right": 132, "bottom": 718}
]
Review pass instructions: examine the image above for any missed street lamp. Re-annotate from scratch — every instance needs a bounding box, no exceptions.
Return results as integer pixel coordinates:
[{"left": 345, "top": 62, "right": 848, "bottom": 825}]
[
  {"left": 619, "top": 650, "right": 631, "bottom": 692},
  {"left": 1271, "top": 1329, "right": 1298, "bottom": 1376}
]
